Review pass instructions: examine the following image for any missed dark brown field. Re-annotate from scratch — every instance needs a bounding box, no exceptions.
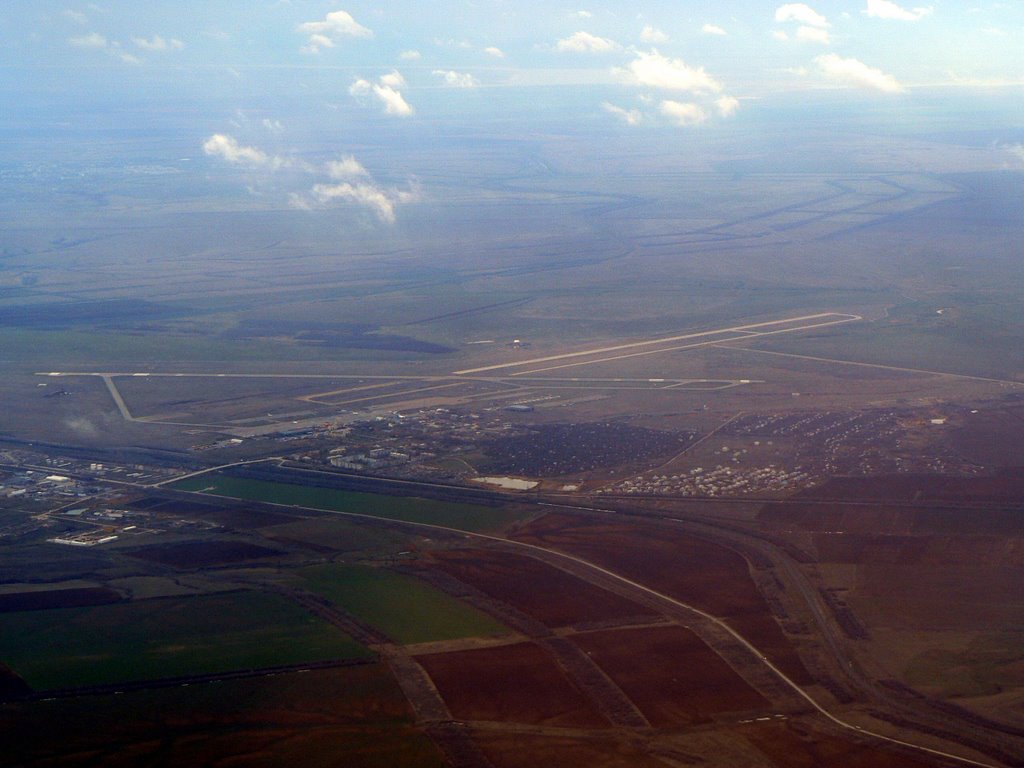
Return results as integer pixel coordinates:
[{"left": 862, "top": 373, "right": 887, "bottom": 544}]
[
  {"left": 473, "top": 732, "right": 672, "bottom": 768},
  {"left": 429, "top": 548, "right": 658, "bottom": 628},
  {"left": 514, "top": 513, "right": 813, "bottom": 684},
  {"left": 0, "top": 663, "right": 442, "bottom": 767},
  {"left": 571, "top": 625, "right": 770, "bottom": 727},
  {"left": 795, "top": 471, "right": 1024, "bottom": 508},
  {"left": 0, "top": 587, "right": 123, "bottom": 613},
  {"left": 415, "top": 642, "right": 610, "bottom": 728},
  {"left": 740, "top": 721, "right": 939, "bottom": 768}
]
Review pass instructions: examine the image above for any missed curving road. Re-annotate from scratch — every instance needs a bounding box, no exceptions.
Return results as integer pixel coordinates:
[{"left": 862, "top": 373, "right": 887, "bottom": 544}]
[{"left": 167, "top": 482, "right": 998, "bottom": 768}]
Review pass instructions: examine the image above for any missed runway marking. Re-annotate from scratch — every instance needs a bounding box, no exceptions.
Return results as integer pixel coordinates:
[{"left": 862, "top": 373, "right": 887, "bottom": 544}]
[
  {"left": 504, "top": 316, "right": 862, "bottom": 377},
  {"left": 452, "top": 313, "right": 861, "bottom": 376}
]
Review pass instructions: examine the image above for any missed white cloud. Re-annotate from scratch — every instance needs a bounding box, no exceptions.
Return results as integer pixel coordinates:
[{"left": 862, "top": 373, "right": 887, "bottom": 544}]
[
  {"left": 309, "top": 182, "right": 420, "bottom": 224},
  {"left": 616, "top": 50, "right": 722, "bottom": 93},
  {"left": 261, "top": 118, "right": 284, "bottom": 133},
  {"left": 775, "top": 3, "right": 829, "bottom": 27},
  {"left": 484, "top": 46, "right": 505, "bottom": 58},
  {"left": 641, "top": 25, "right": 668, "bottom": 43},
  {"left": 1006, "top": 144, "right": 1024, "bottom": 166},
  {"left": 400, "top": 49, "right": 421, "bottom": 60},
  {"left": 117, "top": 52, "right": 142, "bottom": 65},
  {"left": 350, "top": 72, "right": 415, "bottom": 117},
  {"left": 715, "top": 95, "right": 740, "bottom": 117},
  {"left": 602, "top": 101, "right": 643, "bottom": 125},
  {"left": 865, "top": 0, "right": 933, "bottom": 21},
  {"left": 378, "top": 71, "right": 406, "bottom": 89},
  {"left": 132, "top": 34, "right": 184, "bottom": 51},
  {"left": 815, "top": 53, "right": 904, "bottom": 92},
  {"left": 796, "top": 25, "right": 830, "bottom": 43},
  {"left": 555, "top": 30, "right": 621, "bottom": 53},
  {"left": 702, "top": 23, "right": 727, "bottom": 36},
  {"left": 297, "top": 10, "right": 372, "bottom": 54},
  {"left": 326, "top": 155, "right": 369, "bottom": 180},
  {"left": 204, "top": 135, "right": 418, "bottom": 224},
  {"left": 69, "top": 32, "right": 107, "bottom": 48},
  {"left": 575, "top": 10, "right": 593, "bottom": 18},
  {"left": 433, "top": 69, "right": 480, "bottom": 88},
  {"left": 659, "top": 100, "right": 708, "bottom": 127},
  {"left": 202, "top": 134, "right": 287, "bottom": 169},
  {"left": 62, "top": 9, "right": 87, "bottom": 24},
  {"left": 772, "top": 30, "right": 790, "bottom": 41}
]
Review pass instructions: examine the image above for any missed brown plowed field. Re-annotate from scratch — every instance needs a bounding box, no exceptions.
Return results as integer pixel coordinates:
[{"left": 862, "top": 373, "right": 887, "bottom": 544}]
[
  {"left": 474, "top": 733, "right": 670, "bottom": 768},
  {"left": 813, "top": 533, "right": 1024, "bottom": 568},
  {"left": 570, "top": 625, "right": 770, "bottom": 727},
  {"left": 513, "top": 513, "right": 813, "bottom": 683},
  {"left": 810, "top": 534, "right": 1024, "bottom": 630},
  {"left": 761, "top": 500, "right": 1024, "bottom": 537},
  {"left": 740, "top": 721, "right": 941, "bottom": 767},
  {"left": 794, "top": 471, "right": 1024, "bottom": 508},
  {"left": 947, "top": 409, "right": 1024, "bottom": 467},
  {"left": 430, "top": 549, "right": 658, "bottom": 628},
  {"left": 415, "top": 642, "right": 610, "bottom": 728}
]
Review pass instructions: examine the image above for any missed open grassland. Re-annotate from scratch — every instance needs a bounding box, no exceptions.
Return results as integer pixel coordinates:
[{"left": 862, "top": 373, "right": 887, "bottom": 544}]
[
  {"left": 0, "top": 591, "right": 369, "bottom": 690},
  {"left": 171, "top": 473, "right": 528, "bottom": 532},
  {"left": 299, "top": 564, "right": 508, "bottom": 644},
  {"left": 905, "top": 632, "right": 1024, "bottom": 699},
  {"left": 0, "top": 663, "right": 443, "bottom": 768},
  {"left": 0, "top": 328, "right": 388, "bottom": 366}
]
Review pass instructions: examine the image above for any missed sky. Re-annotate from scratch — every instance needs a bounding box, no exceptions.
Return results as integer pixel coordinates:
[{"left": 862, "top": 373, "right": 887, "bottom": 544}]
[{"left": 1, "top": 1, "right": 1022, "bottom": 223}]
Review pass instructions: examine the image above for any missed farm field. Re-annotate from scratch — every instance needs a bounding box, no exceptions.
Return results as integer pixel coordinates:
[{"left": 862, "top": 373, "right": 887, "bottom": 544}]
[
  {"left": 739, "top": 721, "right": 940, "bottom": 768},
  {"left": 513, "top": 512, "right": 813, "bottom": 684},
  {"left": 415, "top": 642, "right": 610, "bottom": 727},
  {"left": 298, "top": 564, "right": 509, "bottom": 645},
  {"left": 0, "top": 663, "right": 443, "bottom": 768},
  {"left": 0, "top": 591, "right": 369, "bottom": 690},
  {"left": 758, "top": 475, "right": 1024, "bottom": 731},
  {"left": 171, "top": 473, "right": 527, "bottom": 532},
  {"left": 472, "top": 732, "right": 670, "bottom": 768},
  {"left": 428, "top": 548, "right": 657, "bottom": 628},
  {"left": 570, "top": 625, "right": 770, "bottom": 727}
]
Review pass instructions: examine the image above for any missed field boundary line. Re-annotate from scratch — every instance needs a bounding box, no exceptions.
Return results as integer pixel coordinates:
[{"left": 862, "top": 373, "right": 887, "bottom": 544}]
[{"left": 169, "top": 482, "right": 998, "bottom": 768}]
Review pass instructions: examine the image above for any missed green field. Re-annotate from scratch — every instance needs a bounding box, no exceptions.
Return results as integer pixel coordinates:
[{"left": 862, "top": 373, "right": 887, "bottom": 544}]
[
  {"left": 300, "top": 564, "right": 508, "bottom": 644},
  {"left": 171, "top": 473, "right": 528, "bottom": 532},
  {"left": 0, "top": 591, "right": 370, "bottom": 690}
]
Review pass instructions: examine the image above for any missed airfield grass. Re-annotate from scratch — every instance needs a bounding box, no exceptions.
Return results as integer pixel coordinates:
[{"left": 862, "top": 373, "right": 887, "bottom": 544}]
[
  {"left": 299, "top": 564, "right": 508, "bottom": 645},
  {"left": 0, "top": 591, "right": 370, "bottom": 690},
  {"left": 754, "top": 302, "right": 1024, "bottom": 380},
  {"left": 171, "top": 474, "right": 528, "bottom": 533},
  {"left": 0, "top": 327, "right": 435, "bottom": 366}
]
